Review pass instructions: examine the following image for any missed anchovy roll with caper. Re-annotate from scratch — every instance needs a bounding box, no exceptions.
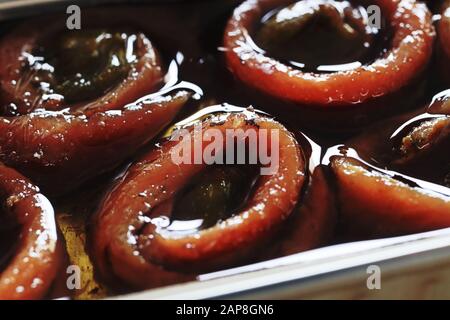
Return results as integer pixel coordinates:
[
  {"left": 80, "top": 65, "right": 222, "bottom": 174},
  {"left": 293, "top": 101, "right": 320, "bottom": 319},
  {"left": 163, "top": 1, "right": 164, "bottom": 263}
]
[
  {"left": 223, "top": 0, "right": 435, "bottom": 131},
  {"left": 91, "top": 107, "right": 335, "bottom": 290},
  {"left": 0, "top": 13, "right": 192, "bottom": 195}
]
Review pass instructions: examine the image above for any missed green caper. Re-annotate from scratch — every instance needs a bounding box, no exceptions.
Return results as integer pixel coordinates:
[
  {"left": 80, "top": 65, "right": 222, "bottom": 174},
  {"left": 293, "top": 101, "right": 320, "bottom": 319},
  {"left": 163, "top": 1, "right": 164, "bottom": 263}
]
[
  {"left": 173, "top": 166, "right": 256, "bottom": 229},
  {"left": 256, "top": 1, "right": 376, "bottom": 71},
  {"left": 259, "top": 3, "right": 358, "bottom": 46},
  {"left": 33, "top": 29, "right": 135, "bottom": 104}
]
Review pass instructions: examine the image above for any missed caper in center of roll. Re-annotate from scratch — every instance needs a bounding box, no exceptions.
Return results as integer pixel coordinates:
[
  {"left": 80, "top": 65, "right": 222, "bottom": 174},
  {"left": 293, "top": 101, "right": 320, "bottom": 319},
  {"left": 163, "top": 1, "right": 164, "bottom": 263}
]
[{"left": 256, "top": 0, "right": 382, "bottom": 72}]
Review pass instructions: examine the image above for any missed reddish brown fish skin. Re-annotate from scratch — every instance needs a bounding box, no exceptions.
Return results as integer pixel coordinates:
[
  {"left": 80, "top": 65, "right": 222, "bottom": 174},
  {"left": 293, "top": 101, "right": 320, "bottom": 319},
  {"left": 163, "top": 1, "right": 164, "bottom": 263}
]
[
  {"left": 279, "top": 167, "right": 337, "bottom": 256},
  {"left": 391, "top": 116, "right": 450, "bottom": 182},
  {"left": 0, "top": 163, "right": 63, "bottom": 300},
  {"left": 0, "top": 91, "right": 190, "bottom": 196},
  {"left": 224, "top": 0, "right": 435, "bottom": 130},
  {"left": 0, "top": 15, "right": 164, "bottom": 115},
  {"left": 438, "top": 0, "right": 450, "bottom": 85},
  {"left": 0, "top": 18, "right": 190, "bottom": 195},
  {"left": 91, "top": 112, "right": 306, "bottom": 289},
  {"left": 331, "top": 157, "right": 450, "bottom": 239}
]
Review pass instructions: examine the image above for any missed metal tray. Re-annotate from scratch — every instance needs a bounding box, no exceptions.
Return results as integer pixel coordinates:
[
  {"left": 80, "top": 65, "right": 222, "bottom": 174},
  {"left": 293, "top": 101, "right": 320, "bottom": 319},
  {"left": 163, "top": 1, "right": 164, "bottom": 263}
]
[{"left": 2, "top": 0, "right": 450, "bottom": 300}]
